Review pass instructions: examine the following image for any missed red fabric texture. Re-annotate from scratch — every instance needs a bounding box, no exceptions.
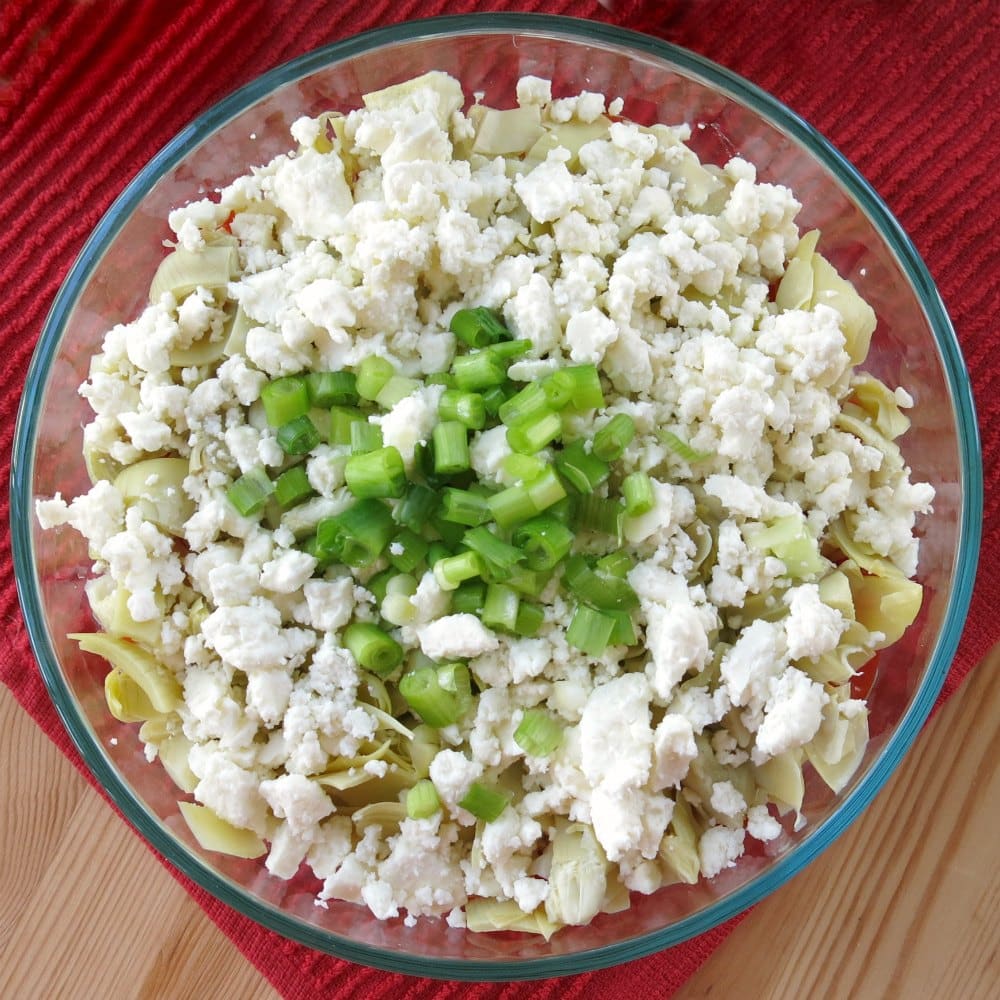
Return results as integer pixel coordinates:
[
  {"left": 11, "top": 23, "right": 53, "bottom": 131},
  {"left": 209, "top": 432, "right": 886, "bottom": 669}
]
[{"left": 1, "top": 0, "right": 997, "bottom": 995}]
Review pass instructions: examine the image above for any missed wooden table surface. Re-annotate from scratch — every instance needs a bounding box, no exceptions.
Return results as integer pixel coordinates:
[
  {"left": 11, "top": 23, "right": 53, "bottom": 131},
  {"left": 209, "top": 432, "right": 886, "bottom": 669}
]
[{"left": 1, "top": 649, "right": 997, "bottom": 999}]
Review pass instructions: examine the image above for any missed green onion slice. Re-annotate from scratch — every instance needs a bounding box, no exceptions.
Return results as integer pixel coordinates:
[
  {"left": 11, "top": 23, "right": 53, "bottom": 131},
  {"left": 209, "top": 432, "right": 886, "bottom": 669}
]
[
  {"left": 276, "top": 414, "right": 321, "bottom": 455},
  {"left": 514, "top": 708, "right": 563, "bottom": 756},
  {"left": 459, "top": 782, "right": 509, "bottom": 822},
  {"left": 406, "top": 778, "right": 441, "bottom": 819},
  {"left": 343, "top": 621, "right": 403, "bottom": 677},
  {"left": 344, "top": 446, "right": 406, "bottom": 499},
  {"left": 261, "top": 376, "right": 309, "bottom": 427},
  {"left": 227, "top": 466, "right": 274, "bottom": 516}
]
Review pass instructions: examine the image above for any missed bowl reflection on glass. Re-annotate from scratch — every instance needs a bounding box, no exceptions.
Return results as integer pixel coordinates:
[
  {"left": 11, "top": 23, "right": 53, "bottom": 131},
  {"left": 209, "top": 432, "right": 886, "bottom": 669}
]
[{"left": 10, "top": 13, "right": 981, "bottom": 980}]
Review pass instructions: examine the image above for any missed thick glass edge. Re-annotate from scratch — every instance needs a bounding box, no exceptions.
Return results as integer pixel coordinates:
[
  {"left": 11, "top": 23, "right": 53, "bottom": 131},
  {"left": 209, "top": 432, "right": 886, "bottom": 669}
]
[{"left": 9, "top": 12, "right": 983, "bottom": 981}]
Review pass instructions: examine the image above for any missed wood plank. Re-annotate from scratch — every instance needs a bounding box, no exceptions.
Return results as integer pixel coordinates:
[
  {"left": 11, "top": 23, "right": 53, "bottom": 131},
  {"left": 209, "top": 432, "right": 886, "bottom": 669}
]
[{"left": 1, "top": 651, "right": 996, "bottom": 998}]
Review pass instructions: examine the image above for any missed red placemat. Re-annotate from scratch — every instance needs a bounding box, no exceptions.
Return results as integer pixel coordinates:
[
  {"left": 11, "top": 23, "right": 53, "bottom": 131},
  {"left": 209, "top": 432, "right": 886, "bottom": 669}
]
[{"left": 2, "top": 0, "right": 997, "bottom": 996}]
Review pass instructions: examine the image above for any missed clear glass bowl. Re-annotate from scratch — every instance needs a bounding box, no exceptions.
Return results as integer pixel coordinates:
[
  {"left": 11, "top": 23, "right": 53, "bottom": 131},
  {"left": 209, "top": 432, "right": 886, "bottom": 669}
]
[{"left": 10, "top": 13, "right": 982, "bottom": 980}]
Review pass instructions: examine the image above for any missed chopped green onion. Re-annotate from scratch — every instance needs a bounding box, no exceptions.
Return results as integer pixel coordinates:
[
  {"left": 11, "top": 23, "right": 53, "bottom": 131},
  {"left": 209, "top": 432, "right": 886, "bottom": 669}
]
[
  {"left": 274, "top": 465, "right": 314, "bottom": 508},
  {"left": 261, "top": 376, "right": 309, "bottom": 427},
  {"left": 380, "top": 586, "right": 415, "bottom": 624},
  {"left": 387, "top": 528, "right": 429, "bottom": 574},
  {"left": 503, "top": 453, "right": 546, "bottom": 483},
  {"left": 513, "top": 601, "right": 545, "bottom": 637},
  {"left": 385, "top": 572, "right": 418, "bottom": 597},
  {"left": 574, "top": 494, "right": 625, "bottom": 539},
  {"left": 433, "top": 421, "right": 470, "bottom": 474},
  {"left": 426, "top": 541, "right": 452, "bottom": 568},
  {"left": 344, "top": 446, "right": 406, "bottom": 499},
  {"left": 375, "top": 375, "right": 420, "bottom": 410},
  {"left": 506, "top": 410, "right": 563, "bottom": 455},
  {"left": 464, "top": 527, "right": 525, "bottom": 581},
  {"left": 592, "top": 413, "right": 636, "bottom": 462},
  {"left": 596, "top": 550, "right": 635, "bottom": 579},
  {"left": 364, "top": 567, "right": 395, "bottom": 604},
  {"left": 658, "top": 429, "right": 714, "bottom": 462},
  {"left": 451, "top": 580, "right": 486, "bottom": 614},
  {"left": 562, "top": 554, "right": 638, "bottom": 610},
  {"left": 525, "top": 466, "right": 567, "bottom": 512},
  {"left": 406, "top": 778, "right": 441, "bottom": 819},
  {"left": 306, "top": 371, "right": 358, "bottom": 407},
  {"left": 485, "top": 339, "right": 531, "bottom": 362},
  {"left": 349, "top": 420, "right": 383, "bottom": 455},
  {"left": 450, "top": 306, "right": 509, "bottom": 347},
  {"left": 546, "top": 495, "right": 576, "bottom": 524},
  {"left": 512, "top": 515, "right": 574, "bottom": 571},
  {"left": 499, "top": 382, "right": 551, "bottom": 427},
  {"left": 480, "top": 384, "right": 511, "bottom": 416},
  {"left": 307, "top": 406, "right": 332, "bottom": 441},
  {"left": 394, "top": 483, "right": 439, "bottom": 531},
  {"left": 541, "top": 371, "right": 573, "bottom": 409},
  {"left": 299, "top": 532, "right": 338, "bottom": 570},
  {"left": 439, "top": 488, "right": 491, "bottom": 527},
  {"left": 317, "top": 498, "right": 395, "bottom": 567},
  {"left": 452, "top": 351, "right": 507, "bottom": 391},
  {"left": 459, "top": 782, "right": 509, "bottom": 822},
  {"left": 227, "top": 466, "right": 274, "bottom": 516},
  {"left": 425, "top": 371, "right": 455, "bottom": 389},
  {"left": 487, "top": 483, "right": 535, "bottom": 528},
  {"left": 343, "top": 621, "right": 403, "bottom": 677},
  {"left": 276, "top": 414, "right": 320, "bottom": 455},
  {"left": 437, "top": 661, "right": 473, "bottom": 704},
  {"left": 329, "top": 405, "right": 365, "bottom": 446},
  {"left": 566, "top": 603, "right": 616, "bottom": 656},
  {"left": 605, "top": 608, "right": 637, "bottom": 646},
  {"left": 439, "top": 389, "right": 487, "bottom": 430},
  {"left": 555, "top": 441, "right": 610, "bottom": 494},
  {"left": 430, "top": 512, "right": 467, "bottom": 547},
  {"left": 547, "top": 364, "right": 604, "bottom": 410},
  {"left": 356, "top": 356, "right": 395, "bottom": 401},
  {"left": 514, "top": 708, "right": 563, "bottom": 756},
  {"left": 622, "top": 471, "right": 655, "bottom": 516},
  {"left": 433, "top": 550, "right": 483, "bottom": 591},
  {"left": 506, "top": 566, "right": 550, "bottom": 598},
  {"left": 400, "top": 665, "right": 470, "bottom": 727}
]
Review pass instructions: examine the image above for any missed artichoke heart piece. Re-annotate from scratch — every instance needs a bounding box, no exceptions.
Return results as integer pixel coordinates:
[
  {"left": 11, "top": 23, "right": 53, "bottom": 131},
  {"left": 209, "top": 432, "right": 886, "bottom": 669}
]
[
  {"left": 362, "top": 71, "right": 464, "bottom": 130},
  {"left": 754, "top": 749, "right": 805, "bottom": 816},
  {"left": 659, "top": 793, "right": 701, "bottom": 886},
  {"left": 775, "top": 229, "right": 821, "bottom": 311},
  {"left": 522, "top": 118, "right": 611, "bottom": 171},
  {"left": 470, "top": 104, "right": 544, "bottom": 156},
  {"left": 113, "top": 457, "right": 194, "bottom": 536},
  {"left": 850, "top": 372, "right": 912, "bottom": 441},
  {"left": 104, "top": 668, "right": 160, "bottom": 723},
  {"left": 810, "top": 253, "right": 877, "bottom": 365},
  {"left": 158, "top": 731, "right": 199, "bottom": 793},
  {"left": 805, "top": 707, "right": 869, "bottom": 794},
  {"left": 178, "top": 802, "right": 266, "bottom": 859},
  {"left": 839, "top": 558, "right": 923, "bottom": 649},
  {"left": 148, "top": 244, "right": 238, "bottom": 304},
  {"left": 466, "top": 898, "right": 560, "bottom": 940},
  {"left": 544, "top": 822, "right": 609, "bottom": 927},
  {"left": 107, "top": 585, "right": 164, "bottom": 647},
  {"left": 350, "top": 801, "right": 407, "bottom": 833},
  {"left": 70, "top": 632, "right": 182, "bottom": 714}
]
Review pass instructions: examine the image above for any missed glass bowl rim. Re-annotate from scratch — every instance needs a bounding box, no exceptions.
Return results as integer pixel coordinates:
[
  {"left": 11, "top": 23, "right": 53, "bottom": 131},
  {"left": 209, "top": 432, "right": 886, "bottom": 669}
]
[{"left": 9, "top": 11, "right": 983, "bottom": 981}]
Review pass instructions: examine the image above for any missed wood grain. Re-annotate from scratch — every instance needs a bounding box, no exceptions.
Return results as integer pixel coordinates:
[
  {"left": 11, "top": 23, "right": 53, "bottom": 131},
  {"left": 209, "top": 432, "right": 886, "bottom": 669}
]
[{"left": 0, "top": 650, "right": 996, "bottom": 999}]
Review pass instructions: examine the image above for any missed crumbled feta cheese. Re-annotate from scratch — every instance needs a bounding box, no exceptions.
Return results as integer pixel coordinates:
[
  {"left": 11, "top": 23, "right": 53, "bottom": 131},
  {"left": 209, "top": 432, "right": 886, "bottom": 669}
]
[{"left": 416, "top": 614, "right": 500, "bottom": 660}]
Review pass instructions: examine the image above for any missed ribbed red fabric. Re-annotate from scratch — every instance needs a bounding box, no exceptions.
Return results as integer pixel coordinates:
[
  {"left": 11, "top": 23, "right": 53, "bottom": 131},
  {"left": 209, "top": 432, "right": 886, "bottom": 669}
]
[{"left": 2, "top": 1, "right": 997, "bottom": 996}]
